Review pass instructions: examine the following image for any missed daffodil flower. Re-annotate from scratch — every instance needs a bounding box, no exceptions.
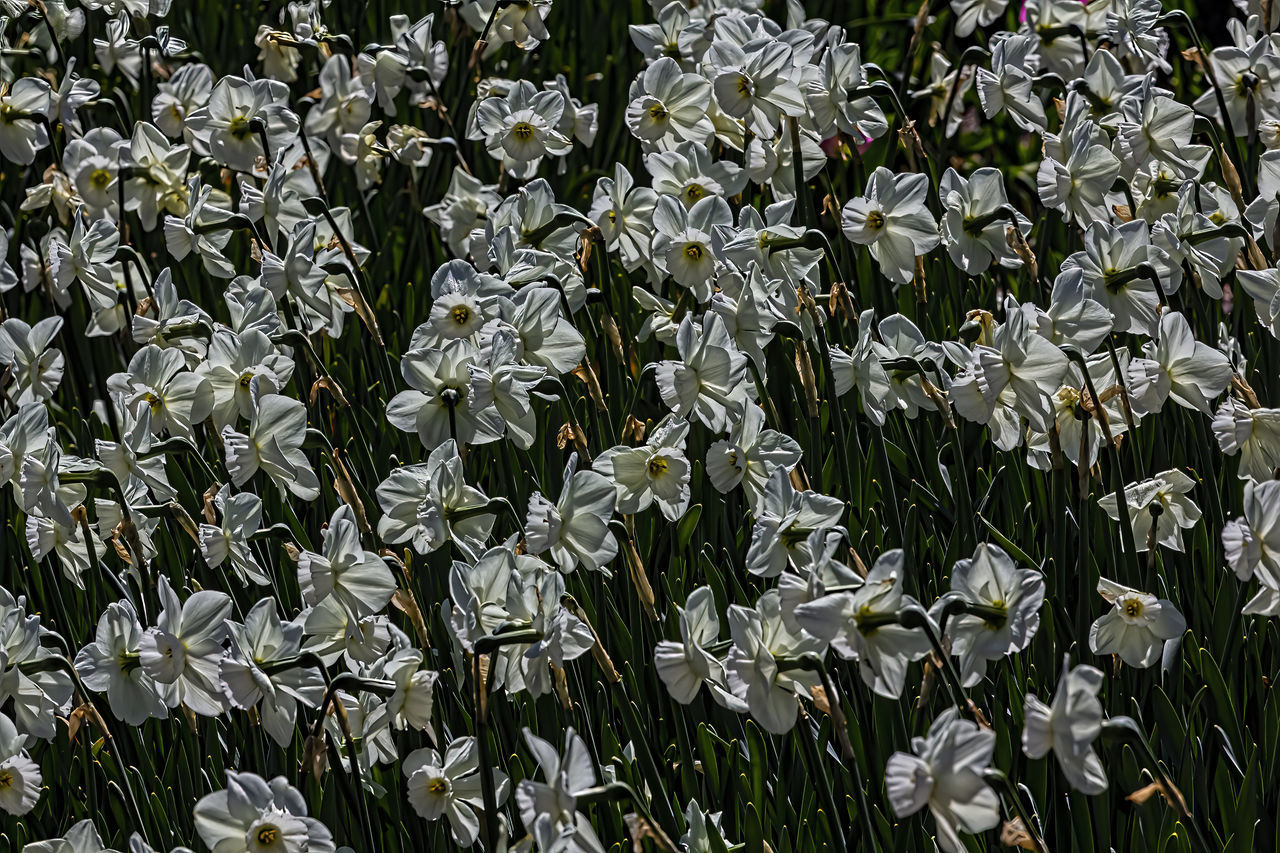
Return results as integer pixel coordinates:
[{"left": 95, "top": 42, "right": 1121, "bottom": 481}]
[
  {"left": 1023, "top": 657, "right": 1108, "bottom": 795},
  {"left": 885, "top": 708, "right": 1001, "bottom": 853},
  {"left": 1098, "top": 469, "right": 1203, "bottom": 552},
  {"left": 194, "top": 770, "right": 334, "bottom": 853},
  {"left": 1089, "top": 577, "right": 1186, "bottom": 668},
  {"left": 404, "top": 737, "right": 508, "bottom": 846},
  {"left": 222, "top": 392, "right": 320, "bottom": 501},
  {"left": 841, "top": 167, "right": 940, "bottom": 285}
]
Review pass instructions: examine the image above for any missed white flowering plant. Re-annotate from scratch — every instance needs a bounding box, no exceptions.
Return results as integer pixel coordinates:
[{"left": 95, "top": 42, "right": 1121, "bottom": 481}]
[{"left": 0, "top": 0, "right": 1272, "bottom": 852}]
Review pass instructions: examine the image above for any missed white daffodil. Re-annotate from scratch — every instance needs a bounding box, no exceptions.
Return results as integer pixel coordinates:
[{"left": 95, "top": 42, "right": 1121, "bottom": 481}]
[
  {"left": 199, "top": 327, "right": 293, "bottom": 425},
  {"left": 708, "top": 38, "right": 806, "bottom": 137},
  {"left": 646, "top": 140, "right": 746, "bottom": 209},
  {"left": 340, "top": 120, "right": 387, "bottom": 189},
  {"left": 793, "top": 549, "right": 930, "bottom": 699},
  {"left": 404, "top": 738, "right": 507, "bottom": 846},
  {"left": 425, "top": 167, "right": 503, "bottom": 258},
  {"left": 468, "top": 80, "right": 572, "bottom": 177},
  {"left": 625, "top": 56, "right": 714, "bottom": 149},
  {"left": 94, "top": 407, "right": 175, "bottom": 503},
  {"left": 593, "top": 416, "right": 691, "bottom": 521},
  {"left": 301, "top": 599, "right": 391, "bottom": 669},
  {"left": 725, "top": 590, "right": 822, "bottom": 734},
  {"left": 319, "top": 690, "right": 396, "bottom": 789},
  {"left": 19, "top": 819, "right": 117, "bottom": 853},
  {"left": 590, "top": 163, "right": 658, "bottom": 272},
  {"left": 885, "top": 707, "right": 1001, "bottom": 853},
  {"left": 706, "top": 401, "right": 802, "bottom": 509},
  {"left": 680, "top": 799, "right": 734, "bottom": 853},
  {"left": 0, "top": 316, "right": 64, "bottom": 405},
  {"left": 368, "top": 647, "right": 438, "bottom": 732},
  {"left": 140, "top": 576, "right": 232, "bottom": 717},
  {"left": 1098, "top": 469, "right": 1202, "bottom": 552},
  {"left": 25, "top": 510, "right": 99, "bottom": 589},
  {"left": 912, "top": 52, "right": 974, "bottom": 138},
  {"left": 743, "top": 123, "right": 826, "bottom": 199},
  {"left": 525, "top": 457, "right": 618, "bottom": 574},
  {"left": 1236, "top": 264, "right": 1280, "bottom": 340},
  {"left": 185, "top": 75, "right": 300, "bottom": 172},
  {"left": 975, "top": 35, "right": 1047, "bottom": 133},
  {"left": 107, "top": 344, "right": 213, "bottom": 442},
  {"left": 830, "top": 309, "right": 895, "bottom": 426},
  {"left": 377, "top": 439, "right": 494, "bottom": 558},
  {"left": 655, "top": 313, "right": 753, "bottom": 432},
  {"left": 194, "top": 771, "right": 334, "bottom": 853},
  {"left": 62, "top": 127, "right": 122, "bottom": 219},
  {"left": 1223, "top": 479, "right": 1280, "bottom": 615},
  {"left": 1106, "top": 0, "right": 1172, "bottom": 73},
  {"left": 522, "top": 604, "right": 597, "bottom": 699},
  {"left": 1128, "top": 310, "right": 1232, "bottom": 415},
  {"left": 1034, "top": 267, "right": 1113, "bottom": 353},
  {"left": 939, "top": 167, "right": 1030, "bottom": 275},
  {"left": 1037, "top": 120, "right": 1122, "bottom": 225},
  {"left": 418, "top": 260, "right": 494, "bottom": 346},
  {"left": 0, "top": 587, "right": 74, "bottom": 740},
  {"left": 459, "top": 0, "right": 551, "bottom": 57},
  {"left": 220, "top": 600, "right": 324, "bottom": 747},
  {"left": 19, "top": 442, "right": 87, "bottom": 529},
  {"left": 48, "top": 214, "right": 121, "bottom": 317},
  {"left": 1193, "top": 37, "right": 1280, "bottom": 133},
  {"left": 469, "top": 328, "right": 546, "bottom": 449},
  {"left": 745, "top": 467, "right": 844, "bottom": 577},
  {"left": 1062, "top": 219, "right": 1174, "bottom": 336},
  {"left": 153, "top": 61, "right": 213, "bottom": 136},
  {"left": 238, "top": 157, "right": 309, "bottom": 245},
  {"left": 305, "top": 55, "right": 373, "bottom": 151},
  {"left": 651, "top": 194, "right": 732, "bottom": 300},
  {"left": 1089, "top": 577, "right": 1186, "bottom": 668},
  {"left": 387, "top": 341, "right": 505, "bottom": 450},
  {"left": 841, "top": 167, "right": 940, "bottom": 285},
  {"left": 131, "top": 269, "right": 212, "bottom": 366},
  {"left": 448, "top": 546, "right": 526, "bottom": 652},
  {"left": 654, "top": 586, "right": 743, "bottom": 709},
  {"left": 262, "top": 221, "right": 351, "bottom": 337},
  {"left": 515, "top": 728, "right": 605, "bottom": 853},
  {"left": 199, "top": 484, "right": 269, "bottom": 585},
  {"left": 221, "top": 392, "right": 321, "bottom": 501},
  {"left": 74, "top": 600, "right": 167, "bottom": 726},
  {"left": 1026, "top": 352, "right": 1131, "bottom": 473},
  {"left": 1023, "top": 657, "right": 1108, "bottom": 795},
  {"left": 1115, "top": 95, "right": 1209, "bottom": 181},
  {"left": 298, "top": 504, "right": 396, "bottom": 620},
  {"left": 121, "top": 121, "right": 192, "bottom": 231},
  {"left": 951, "top": 0, "right": 1008, "bottom": 36},
  {"left": 951, "top": 296, "right": 1069, "bottom": 433},
  {"left": 488, "top": 285, "right": 586, "bottom": 376},
  {"left": 0, "top": 403, "right": 51, "bottom": 491},
  {"left": 0, "top": 78, "right": 53, "bottom": 165},
  {"left": 803, "top": 40, "right": 887, "bottom": 143},
  {"left": 943, "top": 543, "right": 1045, "bottom": 687},
  {"left": 1213, "top": 397, "right": 1280, "bottom": 481},
  {"left": 0, "top": 712, "right": 41, "bottom": 816}
]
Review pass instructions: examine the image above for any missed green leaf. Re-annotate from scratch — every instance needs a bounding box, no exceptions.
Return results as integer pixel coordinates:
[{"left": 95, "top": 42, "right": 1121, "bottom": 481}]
[{"left": 677, "top": 503, "right": 703, "bottom": 549}]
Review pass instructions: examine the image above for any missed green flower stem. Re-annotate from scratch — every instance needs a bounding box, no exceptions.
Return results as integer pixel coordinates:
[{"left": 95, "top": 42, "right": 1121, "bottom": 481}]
[
  {"left": 1064, "top": 347, "right": 1141, "bottom": 582},
  {"left": 778, "top": 653, "right": 885, "bottom": 853},
  {"left": 982, "top": 768, "right": 1050, "bottom": 853},
  {"left": 898, "top": 603, "right": 985, "bottom": 723},
  {"left": 471, "top": 628, "right": 545, "bottom": 850}
]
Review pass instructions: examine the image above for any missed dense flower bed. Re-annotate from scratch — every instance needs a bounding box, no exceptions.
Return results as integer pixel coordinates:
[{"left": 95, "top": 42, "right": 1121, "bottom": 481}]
[{"left": 0, "top": 0, "right": 1275, "bottom": 851}]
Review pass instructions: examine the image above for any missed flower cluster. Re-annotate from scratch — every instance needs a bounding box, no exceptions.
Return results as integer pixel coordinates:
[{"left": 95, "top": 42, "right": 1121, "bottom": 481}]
[{"left": 0, "top": 0, "right": 1273, "bottom": 851}]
